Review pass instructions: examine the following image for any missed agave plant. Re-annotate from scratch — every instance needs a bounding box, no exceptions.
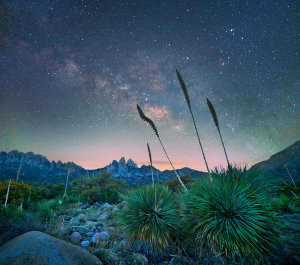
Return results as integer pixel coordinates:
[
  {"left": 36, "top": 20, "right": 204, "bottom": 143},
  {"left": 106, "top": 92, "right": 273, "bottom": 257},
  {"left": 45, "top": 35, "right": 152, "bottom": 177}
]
[
  {"left": 137, "top": 104, "right": 187, "bottom": 190},
  {"left": 176, "top": 69, "right": 210, "bottom": 175},
  {"left": 207, "top": 98, "right": 230, "bottom": 168},
  {"left": 119, "top": 184, "right": 181, "bottom": 251},
  {"left": 184, "top": 167, "right": 279, "bottom": 260}
]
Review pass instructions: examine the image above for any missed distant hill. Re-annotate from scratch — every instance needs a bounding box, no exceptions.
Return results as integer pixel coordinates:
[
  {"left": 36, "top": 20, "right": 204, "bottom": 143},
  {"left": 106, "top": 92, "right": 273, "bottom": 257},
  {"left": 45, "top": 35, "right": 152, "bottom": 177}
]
[
  {"left": 0, "top": 151, "right": 207, "bottom": 186},
  {"left": 1, "top": 140, "right": 299, "bottom": 186},
  {"left": 251, "top": 140, "right": 300, "bottom": 185}
]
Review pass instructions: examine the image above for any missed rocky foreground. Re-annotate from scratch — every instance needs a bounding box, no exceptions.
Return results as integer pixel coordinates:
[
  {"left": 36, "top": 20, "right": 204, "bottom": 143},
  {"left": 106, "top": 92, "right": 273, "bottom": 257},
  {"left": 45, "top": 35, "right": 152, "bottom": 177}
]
[{"left": 0, "top": 200, "right": 299, "bottom": 265}]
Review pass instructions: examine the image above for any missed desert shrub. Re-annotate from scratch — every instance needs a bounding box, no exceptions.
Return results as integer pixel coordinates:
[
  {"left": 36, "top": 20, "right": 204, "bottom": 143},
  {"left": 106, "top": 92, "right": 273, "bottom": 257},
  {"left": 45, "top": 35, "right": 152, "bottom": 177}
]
[
  {"left": 81, "top": 188, "right": 100, "bottom": 203},
  {"left": 164, "top": 174, "right": 195, "bottom": 192},
  {"left": 271, "top": 194, "right": 299, "bottom": 213},
  {"left": 100, "top": 187, "right": 119, "bottom": 203},
  {"left": 74, "top": 171, "right": 126, "bottom": 204},
  {"left": 0, "top": 205, "right": 26, "bottom": 222},
  {"left": 119, "top": 184, "right": 181, "bottom": 251},
  {"left": 184, "top": 167, "right": 279, "bottom": 261},
  {"left": 76, "top": 171, "right": 128, "bottom": 191},
  {"left": 0, "top": 180, "right": 31, "bottom": 205},
  {"left": 81, "top": 187, "right": 119, "bottom": 204},
  {"left": 36, "top": 184, "right": 65, "bottom": 200},
  {"left": 37, "top": 201, "right": 55, "bottom": 220}
]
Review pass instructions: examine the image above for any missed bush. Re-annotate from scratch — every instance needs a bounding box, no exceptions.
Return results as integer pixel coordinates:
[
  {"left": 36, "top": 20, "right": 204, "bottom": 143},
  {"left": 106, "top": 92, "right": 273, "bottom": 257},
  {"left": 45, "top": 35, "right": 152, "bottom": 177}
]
[
  {"left": 37, "top": 201, "right": 55, "bottom": 220},
  {"left": 164, "top": 174, "right": 195, "bottom": 192},
  {"left": 271, "top": 194, "right": 299, "bottom": 213},
  {"left": 0, "top": 180, "right": 31, "bottom": 206},
  {"left": 81, "top": 187, "right": 119, "bottom": 204},
  {"left": 184, "top": 167, "right": 279, "bottom": 261},
  {"left": 75, "top": 171, "right": 126, "bottom": 204},
  {"left": 119, "top": 184, "right": 181, "bottom": 251},
  {"left": 36, "top": 184, "right": 65, "bottom": 200},
  {"left": 0, "top": 205, "right": 26, "bottom": 222}
]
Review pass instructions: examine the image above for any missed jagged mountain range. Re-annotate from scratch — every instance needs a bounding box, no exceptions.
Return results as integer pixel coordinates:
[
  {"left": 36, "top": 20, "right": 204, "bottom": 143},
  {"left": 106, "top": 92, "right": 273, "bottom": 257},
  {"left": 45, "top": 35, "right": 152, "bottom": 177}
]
[
  {"left": 0, "top": 140, "right": 299, "bottom": 186},
  {"left": 0, "top": 151, "right": 207, "bottom": 186}
]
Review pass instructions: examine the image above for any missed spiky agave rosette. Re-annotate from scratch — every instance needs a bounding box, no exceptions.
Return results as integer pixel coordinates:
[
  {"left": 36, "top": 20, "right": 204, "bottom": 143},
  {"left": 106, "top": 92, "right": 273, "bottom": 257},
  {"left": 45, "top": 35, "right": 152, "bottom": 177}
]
[
  {"left": 183, "top": 167, "right": 279, "bottom": 261},
  {"left": 119, "top": 185, "right": 181, "bottom": 252}
]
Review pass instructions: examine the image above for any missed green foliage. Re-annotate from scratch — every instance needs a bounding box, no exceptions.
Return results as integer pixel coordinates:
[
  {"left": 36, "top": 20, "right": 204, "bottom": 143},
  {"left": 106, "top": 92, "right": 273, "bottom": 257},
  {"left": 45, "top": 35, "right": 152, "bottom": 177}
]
[
  {"left": 36, "top": 184, "right": 65, "bottom": 200},
  {"left": 184, "top": 167, "right": 279, "bottom": 260},
  {"left": 271, "top": 194, "right": 300, "bottom": 213},
  {"left": 0, "top": 180, "right": 31, "bottom": 205},
  {"left": 119, "top": 184, "right": 180, "bottom": 251},
  {"left": 0, "top": 205, "right": 26, "bottom": 222},
  {"left": 75, "top": 171, "right": 126, "bottom": 203},
  {"left": 38, "top": 201, "right": 54, "bottom": 220},
  {"left": 82, "top": 187, "right": 119, "bottom": 204},
  {"left": 270, "top": 182, "right": 300, "bottom": 213},
  {"left": 164, "top": 174, "right": 195, "bottom": 192}
]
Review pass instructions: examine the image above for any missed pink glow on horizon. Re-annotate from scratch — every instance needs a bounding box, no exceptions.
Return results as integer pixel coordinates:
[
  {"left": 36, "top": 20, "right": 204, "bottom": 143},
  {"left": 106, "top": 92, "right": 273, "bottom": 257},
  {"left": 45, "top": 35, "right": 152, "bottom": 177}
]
[{"left": 51, "top": 152, "right": 258, "bottom": 172}]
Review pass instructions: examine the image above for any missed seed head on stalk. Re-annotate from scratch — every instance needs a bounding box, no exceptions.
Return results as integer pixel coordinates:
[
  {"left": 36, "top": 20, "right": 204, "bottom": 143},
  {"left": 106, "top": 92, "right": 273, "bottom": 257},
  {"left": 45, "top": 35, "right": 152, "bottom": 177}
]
[{"left": 137, "top": 105, "right": 187, "bottom": 190}]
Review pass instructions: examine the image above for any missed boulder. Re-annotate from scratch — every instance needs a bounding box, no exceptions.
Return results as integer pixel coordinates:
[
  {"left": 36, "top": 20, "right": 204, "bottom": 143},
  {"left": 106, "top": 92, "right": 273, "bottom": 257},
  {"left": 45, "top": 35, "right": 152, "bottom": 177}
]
[
  {"left": 0, "top": 231, "right": 101, "bottom": 265},
  {"left": 80, "top": 241, "right": 90, "bottom": 247},
  {"left": 78, "top": 214, "right": 86, "bottom": 223},
  {"left": 91, "top": 232, "right": 111, "bottom": 245},
  {"left": 70, "top": 232, "right": 82, "bottom": 244}
]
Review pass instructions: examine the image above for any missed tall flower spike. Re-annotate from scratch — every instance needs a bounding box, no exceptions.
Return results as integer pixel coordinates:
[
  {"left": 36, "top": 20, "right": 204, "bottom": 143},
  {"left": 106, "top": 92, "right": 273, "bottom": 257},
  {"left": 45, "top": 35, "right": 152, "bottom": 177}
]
[
  {"left": 147, "top": 142, "right": 154, "bottom": 186},
  {"left": 207, "top": 98, "right": 230, "bottom": 168},
  {"left": 137, "top": 104, "right": 187, "bottom": 190},
  {"left": 176, "top": 69, "right": 210, "bottom": 175}
]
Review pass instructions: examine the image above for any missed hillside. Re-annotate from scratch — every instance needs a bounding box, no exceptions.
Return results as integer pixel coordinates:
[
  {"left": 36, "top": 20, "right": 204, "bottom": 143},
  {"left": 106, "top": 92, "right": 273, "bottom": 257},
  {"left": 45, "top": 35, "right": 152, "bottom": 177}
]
[{"left": 251, "top": 140, "right": 300, "bottom": 185}]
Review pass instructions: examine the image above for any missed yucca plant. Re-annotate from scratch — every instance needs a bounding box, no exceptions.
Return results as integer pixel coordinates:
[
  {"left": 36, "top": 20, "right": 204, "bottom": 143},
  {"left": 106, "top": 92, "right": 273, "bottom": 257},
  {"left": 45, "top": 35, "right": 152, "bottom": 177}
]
[
  {"left": 207, "top": 98, "right": 230, "bottom": 168},
  {"left": 147, "top": 142, "right": 154, "bottom": 186},
  {"left": 176, "top": 70, "right": 210, "bottom": 175},
  {"left": 119, "top": 184, "right": 181, "bottom": 251},
  {"left": 62, "top": 164, "right": 70, "bottom": 201},
  {"left": 4, "top": 179, "right": 11, "bottom": 208},
  {"left": 137, "top": 105, "right": 187, "bottom": 190},
  {"left": 16, "top": 164, "right": 22, "bottom": 182},
  {"left": 184, "top": 167, "right": 279, "bottom": 261}
]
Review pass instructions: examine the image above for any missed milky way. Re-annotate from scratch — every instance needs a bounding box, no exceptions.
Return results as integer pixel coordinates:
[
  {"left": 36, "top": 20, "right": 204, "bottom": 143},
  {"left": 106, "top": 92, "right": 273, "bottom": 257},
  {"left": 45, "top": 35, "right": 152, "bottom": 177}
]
[{"left": 0, "top": 0, "right": 299, "bottom": 171}]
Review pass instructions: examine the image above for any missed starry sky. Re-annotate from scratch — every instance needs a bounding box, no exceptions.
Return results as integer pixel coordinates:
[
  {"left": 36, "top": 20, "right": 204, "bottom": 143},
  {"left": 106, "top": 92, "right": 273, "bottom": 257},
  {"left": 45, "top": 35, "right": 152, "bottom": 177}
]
[{"left": 0, "top": 0, "right": 299, "bottom": 171}]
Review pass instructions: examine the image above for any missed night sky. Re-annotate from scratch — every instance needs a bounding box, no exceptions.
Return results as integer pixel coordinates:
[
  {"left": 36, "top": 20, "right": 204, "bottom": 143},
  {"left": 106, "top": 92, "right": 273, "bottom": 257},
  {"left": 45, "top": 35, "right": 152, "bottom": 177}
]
[{"left": 0, "top": 0, "right": 299, "bottom": 171}]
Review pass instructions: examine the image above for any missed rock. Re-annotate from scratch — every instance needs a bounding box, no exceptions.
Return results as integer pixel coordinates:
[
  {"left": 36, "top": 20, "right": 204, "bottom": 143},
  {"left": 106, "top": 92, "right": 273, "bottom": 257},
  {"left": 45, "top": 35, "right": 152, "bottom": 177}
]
[
  {"left": 101, "top": 202, "right": 112, "bottom": 209},
  {"left": 112, "top": 206, "right": 119, "bottom": 213},
  {"left": 77, "top": 226, "right": 88, "bottom": 234},
  {"left": 98, "top": 213, "right": 108, "bottom": 221},
  {"left": 125, "top": 253, "right": 148, "bottom": 265},
  {"left": 0, "top": 231, "right": 101, "bottom": 265},
  {"left": 91, "top": 232, "right": 111, "bottom": 245},
  {"left": 56, "top": 226, "right": 73, "bottom": 236},
  {"left": 94, "top": 248, "right": 120, "bottom": 265},
  {"left": 78, "top": 214, "right": 86, "bottom": 223},
  {"left": 127, "top": 158, "right": 138, "bottom": 169},
  {"left": 118, "top": 157, "right": 128, "bottom": 172},
  {"left": 86, "top": 232, "right": 94, "bottom": 237},
  {"left": 81, "top": 203, "right": 89, "bottom": 210},
  {"left": 70, "top": 232, "right": 82, "bottom": 244},
  {"left": 80, "top": 241, "right": 90, "bottom": 247},
  {"left": 106, "top": 227, "right": 117, "bottom": 234}
]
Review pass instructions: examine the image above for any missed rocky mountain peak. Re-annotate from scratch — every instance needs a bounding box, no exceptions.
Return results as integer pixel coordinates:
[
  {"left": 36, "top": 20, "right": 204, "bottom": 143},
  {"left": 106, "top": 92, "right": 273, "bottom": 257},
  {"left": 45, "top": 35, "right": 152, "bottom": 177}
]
[{"left": 127, "top": 158, "right": 138, "bottom": 168}]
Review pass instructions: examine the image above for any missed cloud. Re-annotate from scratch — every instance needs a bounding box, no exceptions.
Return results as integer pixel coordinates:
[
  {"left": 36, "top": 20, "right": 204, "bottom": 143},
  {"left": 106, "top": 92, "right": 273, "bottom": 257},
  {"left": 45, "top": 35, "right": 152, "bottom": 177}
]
[{"left": 144, "top": 105, "right": 170, "bottom": 120}]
